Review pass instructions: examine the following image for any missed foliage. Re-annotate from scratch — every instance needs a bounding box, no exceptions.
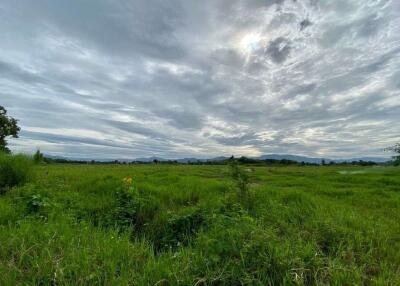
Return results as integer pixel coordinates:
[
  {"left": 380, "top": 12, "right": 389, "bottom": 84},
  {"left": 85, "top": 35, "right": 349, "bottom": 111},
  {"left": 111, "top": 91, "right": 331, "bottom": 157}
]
[
  {"left": 0, "top": 153, "right": 33, "bottom": 193},
  {"left": 229, "top": 158, "right": 250, "bottom": 200},
  {"left": 151, "top": 206, "right": 207, "bottom": 251},
  {"left": 21, "top": 190, "right": 53, "bottom": 220},
  {"left": 0, "top": 105, "right": 20, "bottom": 153},
  {"left": 0, "top": 164, "right": 399, "bottom": 285},
  {"left": 386, "top": 143, "right": 400, "bottom": 166},
  {"left": 33, "top": 149, "right": 44, "bottom": 164},
  {"left": 228, "top": 160, "right": 260, "bottom": 213}
]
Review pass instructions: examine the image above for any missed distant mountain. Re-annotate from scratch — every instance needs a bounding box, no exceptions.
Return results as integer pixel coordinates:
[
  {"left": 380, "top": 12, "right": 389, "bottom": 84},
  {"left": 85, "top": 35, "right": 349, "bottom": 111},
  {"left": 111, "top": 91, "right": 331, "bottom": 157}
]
[
  {"left": 159, "top": 154, "right": 390, "bottom": 164},
  {"left": 136, "top": 156, "right": 231, "bottom": 163},
  {"left": 176, "top": 158, "right": 203, "bottom": 163},
  {"left": 333, "top": 157, "right": 390, "bottom": 163},
  {"left": 257, "top": 154, "right": 326, "bottom": 164},
  {"left": 44, "top": 153, "right": 391, "bottom": 164},
  {"left": 257, "top": 154, "right": 390, "bottom": 164},
  {"left": 133, "top": 156, "right": 167, "bottom": 162},
  {"left": 208, "top": 156, "right": 230, "bottom": 162}
]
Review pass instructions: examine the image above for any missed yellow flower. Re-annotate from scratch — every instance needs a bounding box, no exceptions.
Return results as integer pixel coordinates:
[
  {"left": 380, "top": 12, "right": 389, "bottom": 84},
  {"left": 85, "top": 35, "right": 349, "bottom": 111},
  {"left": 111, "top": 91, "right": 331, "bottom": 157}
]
[{"left": 123, "top": 176, "right": 133, "bottom": 185}]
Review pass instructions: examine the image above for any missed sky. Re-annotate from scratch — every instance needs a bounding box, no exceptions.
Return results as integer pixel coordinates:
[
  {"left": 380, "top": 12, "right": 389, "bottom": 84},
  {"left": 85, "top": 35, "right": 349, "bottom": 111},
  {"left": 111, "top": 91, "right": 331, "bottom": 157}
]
[{"left": 1, "top": 0, "right": 399, "bottom": 160}]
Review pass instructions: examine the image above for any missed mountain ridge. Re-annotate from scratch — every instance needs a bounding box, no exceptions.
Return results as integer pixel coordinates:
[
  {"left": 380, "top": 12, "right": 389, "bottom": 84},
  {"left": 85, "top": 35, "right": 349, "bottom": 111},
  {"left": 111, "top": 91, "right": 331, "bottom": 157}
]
[{"left": 44, "top": 154, "right": 391, "bottom": 164}]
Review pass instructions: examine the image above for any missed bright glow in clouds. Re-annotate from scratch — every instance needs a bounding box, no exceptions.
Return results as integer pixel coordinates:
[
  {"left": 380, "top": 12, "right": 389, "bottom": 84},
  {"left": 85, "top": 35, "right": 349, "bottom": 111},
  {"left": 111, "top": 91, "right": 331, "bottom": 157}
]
[{"left": 239, "top": 32, "right": 262, "bottom": 54}]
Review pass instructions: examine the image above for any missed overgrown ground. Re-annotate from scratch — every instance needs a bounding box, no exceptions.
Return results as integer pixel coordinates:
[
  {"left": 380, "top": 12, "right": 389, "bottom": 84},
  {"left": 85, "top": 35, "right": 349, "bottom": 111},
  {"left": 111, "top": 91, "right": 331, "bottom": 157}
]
[{"left": 0, "top": 164, "right": 399, "bottom": 285}]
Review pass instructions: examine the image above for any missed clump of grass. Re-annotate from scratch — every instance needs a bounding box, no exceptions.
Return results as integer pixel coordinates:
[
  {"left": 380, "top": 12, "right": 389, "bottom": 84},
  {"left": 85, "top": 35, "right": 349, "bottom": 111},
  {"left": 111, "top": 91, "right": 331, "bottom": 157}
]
[
  {"left": 0, "top": 153, "right": 34, "bottom": 194},
  {"left": 72, "top": 176, "right": 161, "bottom": 237},
  {"left": 33, "top": 149, "right": 44, "bottom": 164},
  {"left": 109, "top": 179, "right": 140, "bottom": 230},
  {"left": 150, "top": 206, "right": 208, "bottom": 251}
]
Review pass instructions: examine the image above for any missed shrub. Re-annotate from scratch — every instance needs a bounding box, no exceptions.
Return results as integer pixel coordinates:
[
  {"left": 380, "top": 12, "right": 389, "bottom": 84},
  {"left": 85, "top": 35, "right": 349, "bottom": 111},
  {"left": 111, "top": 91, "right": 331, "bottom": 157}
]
[
  {"left": 11, "top": 184, "right": 53, "bottom": 220},
  {"left": 151, "top": 206, "right": 207, "bottom": 251},
  {"left": 229, "top": 160, "right": 250, "bottom": 198},
  {"left": 109, "top": 183, "right": 140, "bottom": 230},
  {"left": 25, "top": 193, "right": 52, "bottom": 215},
  {"left": 73, "top": 176, "right": 161, "bottom": 236},
  {"left": 0, "top": 153, "right": 33, "bottom": 193},
  {"left": 33, "top": 149, "right": 44, "bottom": 164}
]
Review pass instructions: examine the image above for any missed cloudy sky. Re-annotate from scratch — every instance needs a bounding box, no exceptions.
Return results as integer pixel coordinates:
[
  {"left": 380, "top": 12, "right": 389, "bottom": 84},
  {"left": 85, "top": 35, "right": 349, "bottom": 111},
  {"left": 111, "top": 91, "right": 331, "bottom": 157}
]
[{"left": 1, "top": 0, "right": 399, "bottom": 159}]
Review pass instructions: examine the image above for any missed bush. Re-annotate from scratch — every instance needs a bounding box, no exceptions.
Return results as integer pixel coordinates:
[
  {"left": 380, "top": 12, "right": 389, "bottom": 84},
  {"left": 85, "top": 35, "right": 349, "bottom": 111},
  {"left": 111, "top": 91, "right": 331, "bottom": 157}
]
[
  {"left": 0, "top": 153, "right": 33, "bottom": 193},
  {"left": 229, "top": 160, "right": 250, "bottom": 198},
  {"left": 73, "top": 176, "right": 161, "bottom": 236},
  {"left": 25, "top": 193, "right": 52, "bottom": 216},
  {"left": 33, "top": 149, "right": 44, "bottom": 164},
  {"left": 11, "top": 184, "right": 53, "bottom": 220},
  {"left": 151, "top": 206, "right": 207, "bottom": 251},
  {"left": 108, "top": 183, "right": 140, "bottom": 230}
]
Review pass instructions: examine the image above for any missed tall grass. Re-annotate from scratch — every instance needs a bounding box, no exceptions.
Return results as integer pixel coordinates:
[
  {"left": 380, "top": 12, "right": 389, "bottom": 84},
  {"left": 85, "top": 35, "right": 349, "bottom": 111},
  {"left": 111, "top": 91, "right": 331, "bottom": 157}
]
[
  {"left": 0, "top": 164, "right": 399, "bottom": 284},
  {"left": 0, "top": 153, "right": 34, "bottom": 193}
]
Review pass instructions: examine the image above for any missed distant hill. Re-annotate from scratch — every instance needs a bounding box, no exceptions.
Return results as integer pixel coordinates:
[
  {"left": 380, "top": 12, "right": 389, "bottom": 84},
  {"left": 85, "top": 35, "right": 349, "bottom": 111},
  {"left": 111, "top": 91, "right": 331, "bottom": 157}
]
[
  {"left": 257, "top": 154, "right": 325, "bottom": 164},
  {"left": 257, "top": 154, "right": 390, "bottom": 164},
  {"left": 133, "top": 156, "right": 167, "bottom": 162},
  {"left": 44, "top": 154, "right": 391, "bottom": 164},
  {"left": 333, "top": 157, "right": 390, "bottom": 163},
  {"left": 132, "top": 154, "right": 390, "bottom": 164},
  {"left": 256, "top": 154, "right": 389, "bottom": 164}
]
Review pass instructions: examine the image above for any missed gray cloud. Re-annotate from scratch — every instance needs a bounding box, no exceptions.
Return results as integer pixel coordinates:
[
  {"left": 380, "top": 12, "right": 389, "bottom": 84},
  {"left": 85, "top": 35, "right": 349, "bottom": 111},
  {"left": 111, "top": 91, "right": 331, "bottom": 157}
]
[
  {"left": 300, "top": 19, "right": 312, "bottom": 31},
  {"left": 210, "top": 133, "right": 262, "bottom": 146},
  {"left": 0, "top": 60, "right": 45, "bottom": 84},
  {"left": 266, "top": 37, "right": 292, "bottom": 64},
  {"left": 1, "top": 0, "right": 399, "bottom": 159},
  {"left": 103, "top": 120, "right": 169, "bottom": 141}
]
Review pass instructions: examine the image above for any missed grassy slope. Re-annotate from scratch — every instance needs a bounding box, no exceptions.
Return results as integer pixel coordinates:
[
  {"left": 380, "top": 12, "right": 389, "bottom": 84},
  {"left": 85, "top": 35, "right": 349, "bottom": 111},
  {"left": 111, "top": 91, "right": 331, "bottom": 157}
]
[{"left": 0, "top": 164, "right": 399, "bottom": 285}]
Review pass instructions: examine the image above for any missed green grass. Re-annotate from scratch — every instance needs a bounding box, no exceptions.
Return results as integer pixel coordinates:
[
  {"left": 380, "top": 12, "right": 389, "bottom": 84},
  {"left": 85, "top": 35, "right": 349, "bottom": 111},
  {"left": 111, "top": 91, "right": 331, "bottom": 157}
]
[
  {"left": 0, "top": 164, "right": 399, "bottom": 285},
  {"left": 0, "top": 153, "right": 34, "bottom": 193}
]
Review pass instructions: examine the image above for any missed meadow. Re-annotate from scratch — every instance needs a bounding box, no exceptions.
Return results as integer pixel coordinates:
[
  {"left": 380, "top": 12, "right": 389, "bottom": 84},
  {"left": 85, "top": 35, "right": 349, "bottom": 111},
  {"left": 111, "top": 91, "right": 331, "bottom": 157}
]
[{"left": 0, "top": 162, "right": 399, "bottom": 285}]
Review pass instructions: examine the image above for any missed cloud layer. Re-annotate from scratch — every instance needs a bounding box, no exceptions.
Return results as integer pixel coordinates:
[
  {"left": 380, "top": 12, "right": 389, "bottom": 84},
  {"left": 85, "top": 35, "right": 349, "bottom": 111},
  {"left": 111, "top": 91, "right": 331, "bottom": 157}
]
[{"left": 1, "top": 0, "right": 399, "bottom": 159}]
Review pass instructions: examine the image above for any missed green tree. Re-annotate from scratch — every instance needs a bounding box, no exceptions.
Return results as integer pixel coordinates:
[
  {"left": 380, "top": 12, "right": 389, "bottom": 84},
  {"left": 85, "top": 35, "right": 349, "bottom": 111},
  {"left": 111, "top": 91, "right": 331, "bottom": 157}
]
[
  {"left": 0, "top": 106, "right": 20, "bottom": 153},
  {"left": 386, "top": 143, "right": 400, "bottom": 166},
  {"left": 33, "top": 149, "right": 44, "bottom": 164}
]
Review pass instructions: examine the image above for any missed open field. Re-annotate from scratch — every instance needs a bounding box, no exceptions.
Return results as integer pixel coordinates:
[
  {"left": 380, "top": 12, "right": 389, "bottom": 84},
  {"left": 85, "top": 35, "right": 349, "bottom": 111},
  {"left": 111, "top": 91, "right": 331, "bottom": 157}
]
[{"left": 0, "top": 164, "right": 399, "bottom": 285}]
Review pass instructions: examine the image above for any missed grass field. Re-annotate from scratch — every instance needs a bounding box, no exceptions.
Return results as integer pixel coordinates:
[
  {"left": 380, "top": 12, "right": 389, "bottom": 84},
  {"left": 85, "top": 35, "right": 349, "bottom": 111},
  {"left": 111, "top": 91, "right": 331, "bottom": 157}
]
[{"left": 0, "top": 164, "right": 399, "bottom": 285}]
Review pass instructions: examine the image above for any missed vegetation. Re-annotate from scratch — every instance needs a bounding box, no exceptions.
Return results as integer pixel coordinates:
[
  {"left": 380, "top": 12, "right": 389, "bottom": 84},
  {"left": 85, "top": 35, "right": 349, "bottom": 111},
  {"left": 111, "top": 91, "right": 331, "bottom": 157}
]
[
  {"left": 0, "top": 153, "right": 33, "bottom": 194},
  {"left": 0, "top": 105, "right": 20, "bottom": 153},
  {"left": 0, "top": 162, "right": 399, "bottom": 285},
  {"left": 386, "top": 143, "right": 400, "bottom": 166},
  {"left": 33, "top": 149, "right": 45, "bottom": 164},
  {"left": 43, "top": 156, "right": 382, "bottom": 166}
]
